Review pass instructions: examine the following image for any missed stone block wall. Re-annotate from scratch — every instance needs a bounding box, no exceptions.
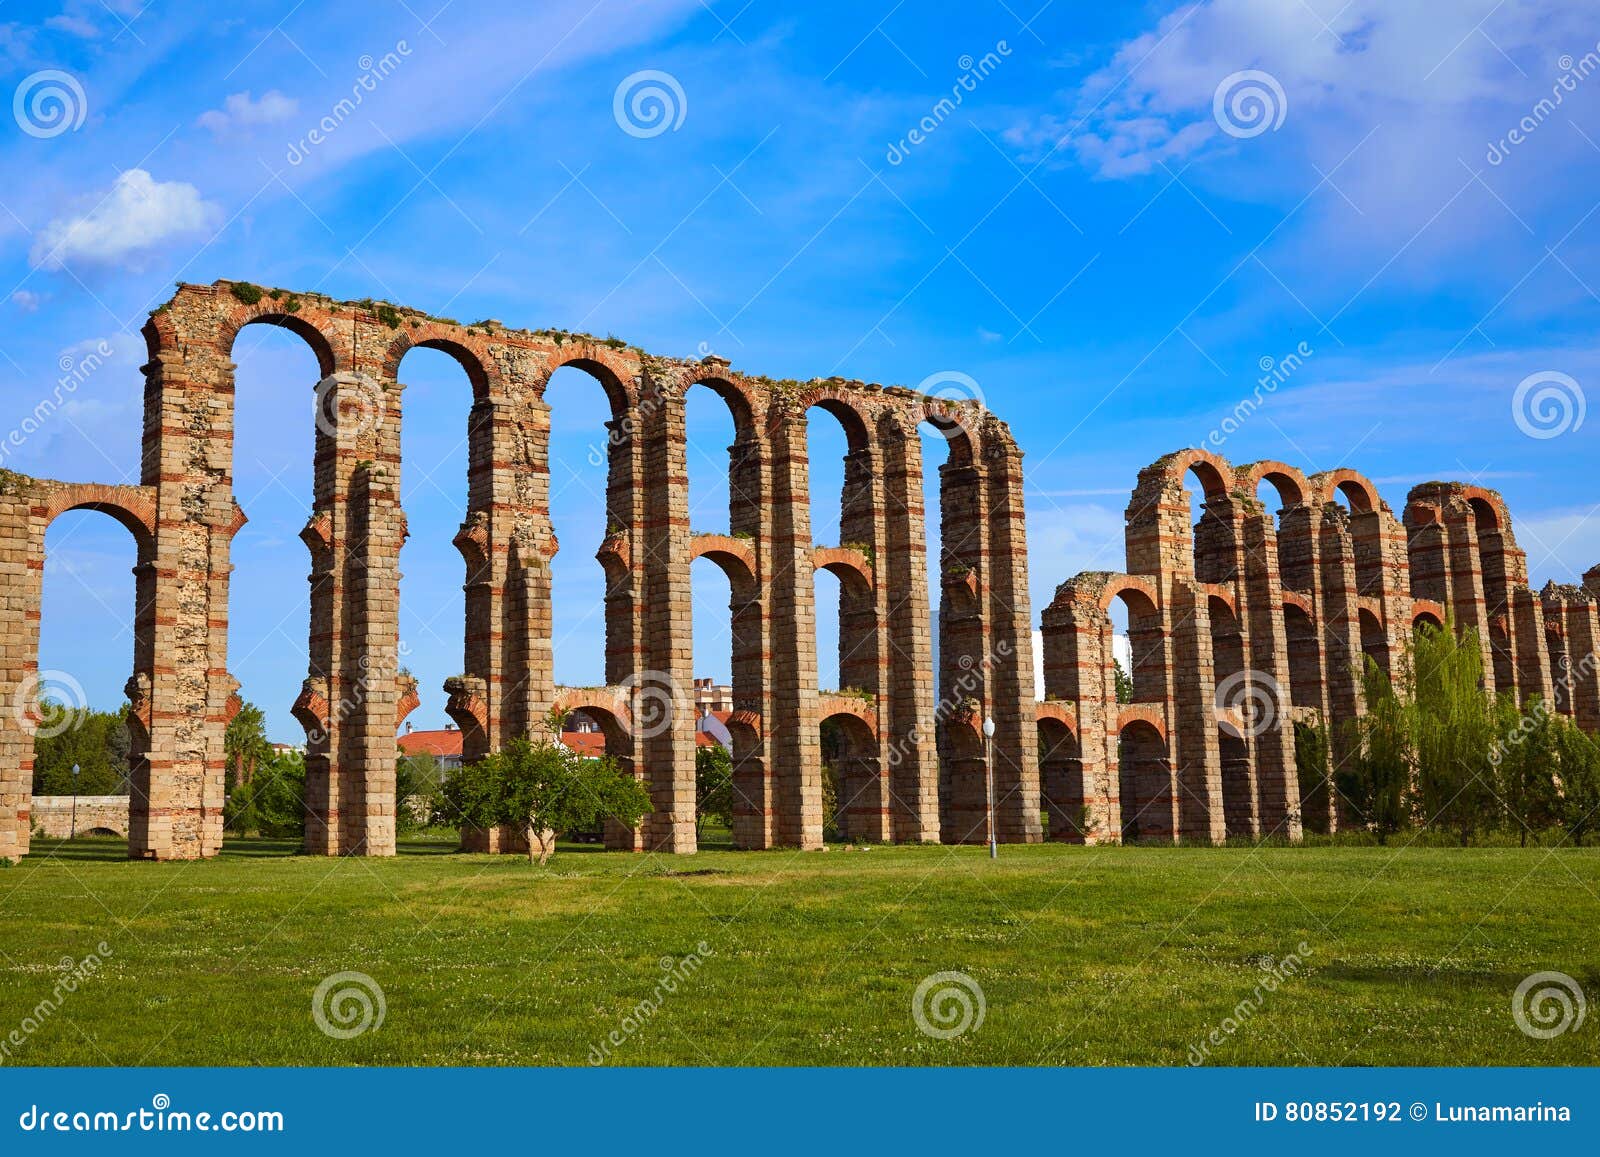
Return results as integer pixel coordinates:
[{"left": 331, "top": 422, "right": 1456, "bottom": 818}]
[
  {"left": 0, "top": 280, "right": 1042, "bottom": 859},
  {"left": 1039, "top": 449, "right": 1595, "bottom": 844}
]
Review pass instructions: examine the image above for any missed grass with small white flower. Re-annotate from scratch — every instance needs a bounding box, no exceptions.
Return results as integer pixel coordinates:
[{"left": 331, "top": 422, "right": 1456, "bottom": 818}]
[{"left": 1, "top": 834, "right": 1595, "bottom": 1065}]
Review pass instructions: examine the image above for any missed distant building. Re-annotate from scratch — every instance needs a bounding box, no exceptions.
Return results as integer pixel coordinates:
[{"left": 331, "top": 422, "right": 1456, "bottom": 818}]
[{"left": 397, "top": 695, "right": 734, "bottom": 766}]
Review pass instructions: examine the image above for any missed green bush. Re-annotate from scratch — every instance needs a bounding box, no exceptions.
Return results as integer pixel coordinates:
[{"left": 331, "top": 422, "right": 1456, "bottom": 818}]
[{"left": 438, "top": 715, "right": 651, "bottom": 864}]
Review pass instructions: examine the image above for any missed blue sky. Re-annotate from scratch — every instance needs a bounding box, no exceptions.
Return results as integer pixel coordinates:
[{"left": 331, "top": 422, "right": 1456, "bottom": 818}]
[{"left": 4, "top": 0, "right": 1598, "bottom": 740}]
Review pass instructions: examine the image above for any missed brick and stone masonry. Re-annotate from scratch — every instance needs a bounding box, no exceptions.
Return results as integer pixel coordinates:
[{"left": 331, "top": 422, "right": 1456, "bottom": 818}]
[
  {"left": 3, "top": 287, "right": 1593, "bottom": 860},
  {"left": 0, "top": 280, "right": 1040, "bottom": 860},
  {"left": 1037, "top": 448, "right": 1596, "bottom": 844}
]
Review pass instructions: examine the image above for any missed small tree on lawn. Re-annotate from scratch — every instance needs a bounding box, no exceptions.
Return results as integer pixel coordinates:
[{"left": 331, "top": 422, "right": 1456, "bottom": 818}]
[{"left": 442, "top": 712, "right": 652, "bottom": 865}]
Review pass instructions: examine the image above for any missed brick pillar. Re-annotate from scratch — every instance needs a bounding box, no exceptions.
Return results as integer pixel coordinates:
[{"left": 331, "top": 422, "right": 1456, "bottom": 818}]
[
  {"left": 1240, "top": 509, "right": 1300, "bottom": 840},
  {"left": 765, "top": 403, "right": 822, "bottom": 849},
  {"left": 1039, "top": 578, "right": 1120, "bottom": 843},
  {"left": 980, "top": 419, "right": 1042, "bottom": 843},
  {"left": 727, "top": 429, "right": 773, "bottom": 849},
  {"left": 638, "top": 371, "right": 696, "bottom": 852},
  {"left": 836, "top": 445, "right": 891, "bottom": 842},
  {"left": 878, "top": 413, "right": 939, "bottom": 842},
  {"left": 134, "top": 317, "right": 240, "bottom": 859},
  {"left": 599, "top": 400, "right": 649, "bottom": 851},
  {"left": 936, "top": 442, "right": 990, "bottom": 844},
  {"left": 0, "top": 482, "right": 35, "bottom": 860},
  {"left": 1546, "top": 580, "right": 1600, "bottom": 731},
  {"left": 341, "top": 462, "right": 401, "bottom": 855}
]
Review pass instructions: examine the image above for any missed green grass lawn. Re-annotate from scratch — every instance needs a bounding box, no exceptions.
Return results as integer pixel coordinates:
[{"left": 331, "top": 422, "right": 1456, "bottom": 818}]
[{"left": 1, "top": 835, "right": 1596, "bottom": 1066}]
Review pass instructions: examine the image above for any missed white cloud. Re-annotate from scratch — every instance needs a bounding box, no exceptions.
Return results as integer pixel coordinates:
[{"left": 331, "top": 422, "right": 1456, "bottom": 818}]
[
  {"left": 30, "top": 169, "right": 222, "bottom": 271},
  {"left": 44, "top": 14, "right": 99, "bottom": 38},
  {"left": 197, "top": 89, "right": 298, "bottom": 134},
  {"left": 11, "top": 290, "right": 40, "bottom": 312},
  {"left": 1005, "top": 0, "right": 1600, "bottom": 270}
]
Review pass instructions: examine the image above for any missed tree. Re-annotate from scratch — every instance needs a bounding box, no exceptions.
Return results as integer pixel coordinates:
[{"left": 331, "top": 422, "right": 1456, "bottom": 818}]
[
  {"left": 1337, "top": 656, "right": 1410, "bottom": 843},
  {"left": 223, "top": 751, "right": 307, "bottom": 838},
  {"left": 1408, "top": 622, "right": 1498, "bottom": 844},
  {"left": 33, "top": 703, "right": 132, "bottom": 795},
  {"left": 224, "top": 701, "right": 273, "bottom": 790},
  {"left": 1551, "top": 717, "right": 1600, "bottom": 846},
  {"left": 439, "top": 715, "right": 652, "bottom": 865},
  {"left": 1113, "top": 659, "right": 1134, "bottom": 705},
  {"left": 1490, "top": 697, "right": 1560, "bottom": 845},
  {"left": 695, "top": 743, "right": 734, "bottom": 829}
]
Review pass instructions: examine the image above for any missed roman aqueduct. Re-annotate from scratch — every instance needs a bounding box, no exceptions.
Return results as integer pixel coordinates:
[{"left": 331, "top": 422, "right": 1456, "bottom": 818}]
[{"left": 1, "top": 280, "right": 1595, "bottom": 860}]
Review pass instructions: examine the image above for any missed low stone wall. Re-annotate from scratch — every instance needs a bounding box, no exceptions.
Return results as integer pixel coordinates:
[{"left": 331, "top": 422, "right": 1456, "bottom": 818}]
[{"left": 31, "top": 796, "right": 129, "bottom": 839}]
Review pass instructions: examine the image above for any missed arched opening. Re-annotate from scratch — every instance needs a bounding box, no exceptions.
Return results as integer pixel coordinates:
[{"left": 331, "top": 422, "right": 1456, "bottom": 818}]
[
  {"left": 1118, "top": 719, "right": 1172, "bottom": 843},
  {"left": 395, "top": 345, "right": 478, "bottom": 800},
  {"left": 806, "top": 401, "right": 871, "bottom": 699},
  {"left": 1414, "top": 609, "right": 1445, "bottom": 633},
  {"left": 1358, "top": 606, "right": 1388, "bottom": 678},
  {"left": 1038, "top": 716, "right": 1085, "bottom": 841},
  {"left": 690, "top": 554, "right": 735, "bottom": 847},
  {"left": 1210, "top": 595, "right": 1253, "bottom": 840},
  {"left": 1329, "top": 477, "right": 1383, "bottom": 597},
  {"left": 1111, "top": 586, "right": 1164, "bottom": 704},
  {"left": 1469, "top": 496, "right": 1515, "bottom": 690},
  {"left": 564, "top": 705, "right": 630, "bottom": 844},
  {"left": 1187, "top": 461, "right": 1234, "bottom": 584},
  {"left": 226, "top": 320, "right": 328, "bottom": 849},
  {"left": 920, "top": 414, "right": 986, "bottom": 841},
  {"left": 29, "top": 509, "right": 148, "bottom": 851},
  {"left": 822, "top": 710, "right": 880, "bottom": 842},
  {"left": 1254, "top": 470, "right": 1308, "bottom": 590},
  {"left": 544, "top": 365, "right": 627, "bottom": 689}
]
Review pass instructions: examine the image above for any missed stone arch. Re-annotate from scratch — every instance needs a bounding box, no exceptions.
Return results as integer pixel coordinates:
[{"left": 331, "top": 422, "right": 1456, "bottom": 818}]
[
  {"left": 1412, "top": 600, "right": 1446, "bottom": 631},
  {"left": 39, "top": 484, "right": 156, "bottom": 558},
  {"left": 1117, "top": 717, "right": 1173, "bottom": 843},
  {"left": 820, "top": 707, "right": 881, "bottom": 842},
  {"left": 1102, "top": 578, "right": 1164, "bottom": 705},
  {"left": 1238, "top": 460, "right": 1308, "bottom": 510},
  {"left": 380, "top": 329, "right": 496, "bottom": 403},
  {"left": 217, "top": 305, "right": 341, "bottom": 381},
  {"left": 1037, "top": 711, "right": 1087, "bottom": 842},
  {"left": 551, "top": 687, "right": 633, "bottom": 743},
  {"left": 534, "top": 349, "right": 639, "bottom": 417},
  {"left": 1313, "top": 469, "right": 1379, "bottom": 514},
  {"left": 1358, "top": 605, "right": 1389, "bottom": 676},
  {"left": 917, "top": 401, "right": 979, "bottom": 469}
]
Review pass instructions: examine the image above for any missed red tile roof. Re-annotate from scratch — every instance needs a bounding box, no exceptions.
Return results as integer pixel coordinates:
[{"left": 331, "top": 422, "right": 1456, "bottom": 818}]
[{"left": 398, "top": 711, "right": 733, "bottom": 759}]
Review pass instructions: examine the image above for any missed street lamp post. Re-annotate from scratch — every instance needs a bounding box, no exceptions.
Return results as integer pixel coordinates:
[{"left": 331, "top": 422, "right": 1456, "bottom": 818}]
[
  {"left": 70, "top": 762, "right": 80, "bottom": 841},
  {"left": 982, "top": 717, "right": 997, "bottom": 860}
]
